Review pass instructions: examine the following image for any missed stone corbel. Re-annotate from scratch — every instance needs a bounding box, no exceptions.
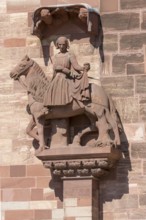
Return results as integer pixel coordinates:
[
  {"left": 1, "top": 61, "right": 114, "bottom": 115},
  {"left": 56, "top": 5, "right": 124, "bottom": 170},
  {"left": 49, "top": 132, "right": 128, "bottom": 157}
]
[{"left": 36, "top": 145, "right": 121, "bottom": 179}]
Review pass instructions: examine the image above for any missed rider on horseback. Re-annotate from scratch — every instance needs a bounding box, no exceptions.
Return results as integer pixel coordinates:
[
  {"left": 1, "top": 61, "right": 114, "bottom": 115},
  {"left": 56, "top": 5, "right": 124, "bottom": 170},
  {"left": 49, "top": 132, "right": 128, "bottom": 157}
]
[{"left": 39, "top": 36, "right": 91, "bottom": 116}]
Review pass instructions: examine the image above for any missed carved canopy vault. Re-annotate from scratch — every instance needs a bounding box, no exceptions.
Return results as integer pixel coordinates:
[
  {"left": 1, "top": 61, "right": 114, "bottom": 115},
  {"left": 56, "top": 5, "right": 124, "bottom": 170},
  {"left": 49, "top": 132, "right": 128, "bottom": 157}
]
[
  {"left": 32, "top": 3, "right": 100, "bottom": 40},
  {"left": 32, "top": 3, "right": 104, "bottom": 65},
  {"left": 10, "top": 3, "right": 122, "bottom": 180}
]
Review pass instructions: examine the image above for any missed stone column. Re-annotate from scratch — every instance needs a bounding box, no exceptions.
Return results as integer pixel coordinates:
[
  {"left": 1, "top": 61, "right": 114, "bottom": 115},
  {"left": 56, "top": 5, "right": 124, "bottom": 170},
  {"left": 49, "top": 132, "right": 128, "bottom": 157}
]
[{"left": 63, "top": 177, "right": 99, "bottom": 220}]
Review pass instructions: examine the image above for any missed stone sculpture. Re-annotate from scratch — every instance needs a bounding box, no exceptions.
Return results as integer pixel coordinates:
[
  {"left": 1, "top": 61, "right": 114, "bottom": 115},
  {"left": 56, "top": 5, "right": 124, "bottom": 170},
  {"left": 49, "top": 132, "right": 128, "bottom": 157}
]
[
  {"left": 10, "top": 51, "right": 121, "bottom": 153},
  {"left": 10, "top": 4, "right": 122, "bottom": 183}
]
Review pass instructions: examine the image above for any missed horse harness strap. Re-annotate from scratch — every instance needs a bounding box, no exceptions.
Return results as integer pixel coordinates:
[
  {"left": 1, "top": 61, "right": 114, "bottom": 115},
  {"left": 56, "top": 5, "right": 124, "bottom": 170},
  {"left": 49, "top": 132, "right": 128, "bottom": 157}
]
[{"left": 18, "top": 60, "right": 34, "bottom": 78}]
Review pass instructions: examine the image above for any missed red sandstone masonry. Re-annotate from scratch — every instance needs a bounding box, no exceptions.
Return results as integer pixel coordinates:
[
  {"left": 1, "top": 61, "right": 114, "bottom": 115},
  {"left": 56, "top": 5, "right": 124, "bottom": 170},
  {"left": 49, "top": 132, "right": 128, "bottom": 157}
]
[
  {"left": 77, "top": 197, "right": 91, "bottom": 206},
  {"left": 1, "top": 177, "right": 35, "bottom": 188},
  {"left": 34, "top": 209, "right": 52, "bottom": 219},
  {"left": 36, "top": 176, "right": 50, "bottom": 188},
  {"left": 40, "top": 0, "right": 58, "bottom": 6},
  {"left": 57, "top": 199, "right": 64, "bottom": 209},
  {"left": 100, "top": 0, "right": 118, "bottom": 12},
  {"left": 7, "top": 0, "right": 41, "bottom": 13},
  {"left": 40, "top": 0, "right": 100, "bottom": 8},
  {"left": 0, "top": 189, "right": 1, "bottom": 201},
  {"left": 26, "top": 164, "right": 50, "bottom": 177},
  {"left": 10, "top": 165, "right": 26, "bottom": 177},
  {"left": 4, "top": 38, "right": 26, "bottom": 47},
  {"left": 64, "top": 217, "right": 75, "bottom": 220},
  {"left": 5, "top": 210, "right": 34, "bottom": 220},
  {"left": 43, "top": 190, "right": 56, "bottom": 200},
  {"left": 31, "top": 188, "right": 44, "bottom": 201},
  {"left": 2, "top": 188, "right": 31, "bottom": 202},
  {"left": 0, "top": 166, "right": 10, "bottom": 177},
  {"left": 28, "top": 12, "right": 33, "bottom": 27}
]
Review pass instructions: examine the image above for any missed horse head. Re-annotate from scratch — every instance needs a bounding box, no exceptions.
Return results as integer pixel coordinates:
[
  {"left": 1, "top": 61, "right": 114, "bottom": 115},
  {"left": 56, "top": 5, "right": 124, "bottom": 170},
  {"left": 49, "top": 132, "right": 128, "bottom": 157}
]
[{"left": 10, "top": 55, "right": 34, "bottom": 80}]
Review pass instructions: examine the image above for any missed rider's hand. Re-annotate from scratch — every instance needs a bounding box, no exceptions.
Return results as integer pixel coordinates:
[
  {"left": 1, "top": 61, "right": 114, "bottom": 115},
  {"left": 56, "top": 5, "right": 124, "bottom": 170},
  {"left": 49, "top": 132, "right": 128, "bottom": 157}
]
[
  {"left": 83, "top": 63, "right": 90, "bottom": 72},
  {"left": 55, "top": 65, "right": 63, "bottom": 72},
  {"left": 62, "top": 68, "right": 70, "bottom": 75}
]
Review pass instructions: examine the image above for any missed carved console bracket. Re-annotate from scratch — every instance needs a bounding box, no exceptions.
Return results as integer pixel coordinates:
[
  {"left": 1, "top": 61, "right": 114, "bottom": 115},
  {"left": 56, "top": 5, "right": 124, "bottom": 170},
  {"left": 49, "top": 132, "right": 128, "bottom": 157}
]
[{"left": 36, "top": 145, "right": 121, "bottom": 179}]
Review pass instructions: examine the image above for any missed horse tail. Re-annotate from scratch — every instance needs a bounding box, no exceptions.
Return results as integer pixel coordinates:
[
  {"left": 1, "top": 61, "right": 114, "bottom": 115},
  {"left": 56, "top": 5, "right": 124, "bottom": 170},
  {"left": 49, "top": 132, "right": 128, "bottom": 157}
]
[{"left": 108, "top": 95, "right": 123, "bottom": 133}]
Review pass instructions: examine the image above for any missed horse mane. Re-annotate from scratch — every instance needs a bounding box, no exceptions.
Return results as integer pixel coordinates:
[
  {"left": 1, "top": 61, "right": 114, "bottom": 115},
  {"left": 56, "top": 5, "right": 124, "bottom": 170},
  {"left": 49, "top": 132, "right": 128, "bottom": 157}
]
[{"left": 27, "top": 60, "right": 50, "bottom": 103}]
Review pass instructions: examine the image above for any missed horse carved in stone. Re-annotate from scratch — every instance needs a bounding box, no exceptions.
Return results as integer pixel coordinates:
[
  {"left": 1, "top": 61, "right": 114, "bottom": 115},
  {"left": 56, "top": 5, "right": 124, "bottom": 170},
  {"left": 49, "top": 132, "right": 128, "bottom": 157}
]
[{"left": 10, "top": 55, "right": 121, "bottom": 152}]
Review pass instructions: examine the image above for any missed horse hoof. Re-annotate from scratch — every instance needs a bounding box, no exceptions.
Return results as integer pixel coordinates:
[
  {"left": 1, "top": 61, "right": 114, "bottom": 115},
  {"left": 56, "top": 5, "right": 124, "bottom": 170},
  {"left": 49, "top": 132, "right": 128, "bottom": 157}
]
[{"left": 35, "top": 146, "right": 45, "bottom": 155}]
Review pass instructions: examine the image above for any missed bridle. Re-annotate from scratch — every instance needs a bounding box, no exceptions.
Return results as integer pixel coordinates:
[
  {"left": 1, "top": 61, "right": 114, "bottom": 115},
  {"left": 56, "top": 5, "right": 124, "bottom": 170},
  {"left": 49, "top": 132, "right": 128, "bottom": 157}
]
[
  {"left": 14, "top": 60, "right": 34, "bottom": 89},
  {"left": 16, "top": 59, "right": 34, "bottom": 79}
]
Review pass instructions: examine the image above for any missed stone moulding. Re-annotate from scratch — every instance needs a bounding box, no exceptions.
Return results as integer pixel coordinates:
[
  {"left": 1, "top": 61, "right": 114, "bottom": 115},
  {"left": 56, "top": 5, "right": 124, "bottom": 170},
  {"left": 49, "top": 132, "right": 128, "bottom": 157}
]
[{"left": 36, "top": 145, "right": 122, "bottom": 178}]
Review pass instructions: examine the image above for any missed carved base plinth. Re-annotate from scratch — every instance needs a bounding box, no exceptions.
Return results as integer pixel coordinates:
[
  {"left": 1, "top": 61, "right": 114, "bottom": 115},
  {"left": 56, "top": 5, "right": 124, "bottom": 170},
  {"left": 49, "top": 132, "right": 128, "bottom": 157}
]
[
  {"left": 36, "top": 145, "right": 121, "bottom": 178},
  {"left": 37, "top": 145, "right": 121, "bottom": 220}
]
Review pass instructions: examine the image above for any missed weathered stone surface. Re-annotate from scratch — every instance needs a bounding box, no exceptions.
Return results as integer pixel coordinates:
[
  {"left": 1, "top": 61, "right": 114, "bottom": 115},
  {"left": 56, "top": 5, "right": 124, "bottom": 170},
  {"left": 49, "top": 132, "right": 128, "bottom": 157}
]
[
  {"left": 102, "top": 76, "right": 134, "bottom": 97},
  {"left": 128, "top": 175, "right": 146, "bottom": 193},
  {"left": 144, "top": 161, "right": 146, "bottom": 175},
  {"left": 10, "top": 13, "right": 28, "bottom": 38},
  {"left": 7, "top": 0, "right": 41, "bottom": 13},
  {"left": 140, "top": 104, "right": 146, "bottom": 121},
  {"left": 78, "top": 43, "right": 95, "bottom": 56},
  {"left": 131, "top": 142, "right": 146, "bottom": 159},
  {"left": 114, "top": 194, "right": 138, "bottom": 210},
  {"left": 139, "top": 95, "right": 146, "bottom": 104},
  {"left": 141, "top": 11, "right": 146, "bottom": 30},
  {"left": 104, "top": 34, "right": 118, "bottom": 52},
  {"left": 112, "top": 53, "right": 144, "bottom": 74},
  {"left": 123, "top": 124, "right": 145, "bottom": 142},
  {"left": 139, "top": 194, "right": 146, "bottom": 206},
  {"left": 102, "top": 12, "right": 139, "bottom": 31},
  {"left": 102, "top": 212, "right": 114, "bottom": 220},
  {"left": 5, "top": 210, "right": 34, "bottom": 220},
  {"left": 127, "top": 63, "right": 145, "bottom": 75},
  {"left": 128, "top": 209, "right": 146, "bottom": 219},
  {"left": 26, "top": 36, "right": 40, "bottom": 47},
  {"left": 128, "top": 160, "right": 142, "bottom": 175},
  {"left": 26, "top": 47, "right": 41, "bottom": 58},
  {"left": 120, "top": 33, "right": 146, "bottom": 51},
  {"left": 121, "top": 0, "right": 146, "bottom": 9},
  {"left": 10, "top": 165, "right": 26, "bottom": 177},
  {"left": 101, "top": 55, "right": 111, "bottom": 77},
  {"left": 114, "top": 98, "right": 139, "bottom": 123},
  {"left": 0, "top": 0, "right": 6, "bottom": 13},
  {"left": 0, "top": 22, "right": 11, "bottom": 38},
  {"left": 113, "top": 212, "right": 128, "bottom": 219},
  {"left": 100, "top": 0, "right": 118, "bottom": 12},
  {"left": 0, "top": 47, "right": 27, "bottom": 60},
  {"left": 4, "top": 38, "right": 26, "bottom": 47},
  {"left": 0, "top": 14, "right": 10, "bottom": 23},
  {"left": 136, "top": 75, "right": 146, "bottom": 94}
]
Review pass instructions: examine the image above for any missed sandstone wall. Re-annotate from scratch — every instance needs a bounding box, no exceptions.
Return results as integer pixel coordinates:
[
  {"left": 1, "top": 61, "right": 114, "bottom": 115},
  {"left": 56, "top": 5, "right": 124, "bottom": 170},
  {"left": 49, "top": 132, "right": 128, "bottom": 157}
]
[
  {"left": 100, "top": 0, "right": 146, "bottom": 219},
  {"left": 0, "top": 0, "right": 146, "bottom": 220}
]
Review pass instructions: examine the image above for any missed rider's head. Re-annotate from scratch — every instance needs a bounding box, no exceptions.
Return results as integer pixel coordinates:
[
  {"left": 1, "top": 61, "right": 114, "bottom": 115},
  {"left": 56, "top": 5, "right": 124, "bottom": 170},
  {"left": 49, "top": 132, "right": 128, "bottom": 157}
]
[{"left": 56, "top": 36, "right": 69, "bottom": 53}]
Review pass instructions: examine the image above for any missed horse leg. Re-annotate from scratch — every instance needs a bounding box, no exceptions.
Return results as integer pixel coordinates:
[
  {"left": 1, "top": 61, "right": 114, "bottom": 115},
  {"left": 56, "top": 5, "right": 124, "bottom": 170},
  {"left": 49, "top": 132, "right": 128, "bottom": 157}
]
[
  {"left": 34, "top": 115, "right": 46, "bottom": 153},
  {"left": 95, "top": 113, "right": 112, "bottom": 146},
  {"left": 84, "top": 106, "right": 97, "bottom": 129},
  {"left": 26, "top": 116, "right": 39, "bottom": 141},
  {"left": 72, "top": 106, "right": 97, "bottom": 146},
  {"left": 105, "top": 109, "right": 120, "bottom": 146}
]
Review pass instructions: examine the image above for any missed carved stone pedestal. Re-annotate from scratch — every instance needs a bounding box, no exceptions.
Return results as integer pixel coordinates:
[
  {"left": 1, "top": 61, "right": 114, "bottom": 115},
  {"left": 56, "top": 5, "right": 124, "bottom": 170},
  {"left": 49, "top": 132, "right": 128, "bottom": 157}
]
[{"left": 37, "top": 145, "right": 121, "bottom": 220}]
